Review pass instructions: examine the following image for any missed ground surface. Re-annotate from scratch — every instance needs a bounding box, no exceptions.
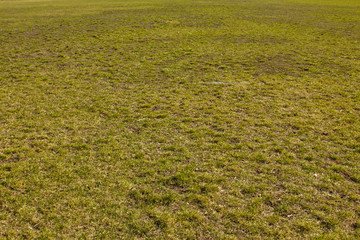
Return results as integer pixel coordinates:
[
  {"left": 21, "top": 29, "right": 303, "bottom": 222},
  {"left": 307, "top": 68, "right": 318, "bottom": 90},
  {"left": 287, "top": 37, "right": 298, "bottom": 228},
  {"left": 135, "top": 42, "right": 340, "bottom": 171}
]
[{"left": 1, "top": 0, "right": 360, "bottom": 239}]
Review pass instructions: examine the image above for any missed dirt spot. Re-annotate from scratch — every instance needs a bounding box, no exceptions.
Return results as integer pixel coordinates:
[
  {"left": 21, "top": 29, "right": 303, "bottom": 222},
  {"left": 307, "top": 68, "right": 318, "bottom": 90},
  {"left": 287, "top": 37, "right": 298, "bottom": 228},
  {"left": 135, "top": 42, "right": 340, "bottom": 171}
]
[
  {"left": 214, "top": 35, "right": 291, "bottom": 44},
  {"left": 247, "top": 54, "right": 309, "bottom": 76},
  {"left": 0, "top": 153, "right": 20, "bottom": 164}
]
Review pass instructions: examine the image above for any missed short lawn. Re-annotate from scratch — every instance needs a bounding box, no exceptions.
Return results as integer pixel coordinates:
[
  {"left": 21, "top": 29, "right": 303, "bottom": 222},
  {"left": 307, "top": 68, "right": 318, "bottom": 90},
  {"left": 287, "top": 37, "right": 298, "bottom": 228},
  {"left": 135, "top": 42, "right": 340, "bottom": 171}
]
[{"left": 1, "top": 0, "right": 360, "bottom": 238}]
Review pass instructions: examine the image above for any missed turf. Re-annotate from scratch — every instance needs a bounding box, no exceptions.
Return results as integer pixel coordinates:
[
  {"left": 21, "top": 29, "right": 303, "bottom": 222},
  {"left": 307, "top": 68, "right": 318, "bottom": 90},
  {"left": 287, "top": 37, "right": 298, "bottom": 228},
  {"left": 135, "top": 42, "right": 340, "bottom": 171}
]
[{"left": 1, "top": 0, "right": 360, "bottom": 238}]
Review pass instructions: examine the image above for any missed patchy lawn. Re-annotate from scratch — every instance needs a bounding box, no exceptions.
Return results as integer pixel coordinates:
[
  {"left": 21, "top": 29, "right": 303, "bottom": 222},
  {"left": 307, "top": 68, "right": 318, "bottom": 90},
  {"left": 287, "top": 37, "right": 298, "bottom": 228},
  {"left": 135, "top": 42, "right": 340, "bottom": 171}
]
[{"left": 1, "top": 0, "right": 360, "bottom": 238}]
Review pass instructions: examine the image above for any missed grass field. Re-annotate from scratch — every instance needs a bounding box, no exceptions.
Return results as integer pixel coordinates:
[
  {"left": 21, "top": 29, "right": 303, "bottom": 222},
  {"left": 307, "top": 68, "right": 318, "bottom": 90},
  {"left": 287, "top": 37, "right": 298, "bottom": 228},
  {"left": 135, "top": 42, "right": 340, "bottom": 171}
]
[{"left": 1, "top": 0, "right": 360, "bottom": 238}]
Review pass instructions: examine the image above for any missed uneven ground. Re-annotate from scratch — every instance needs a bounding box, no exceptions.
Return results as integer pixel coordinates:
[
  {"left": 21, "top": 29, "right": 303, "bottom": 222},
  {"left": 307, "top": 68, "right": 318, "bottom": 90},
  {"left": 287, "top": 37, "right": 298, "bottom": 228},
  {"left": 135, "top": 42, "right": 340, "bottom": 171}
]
[{"left": 1, "top": 0, "right": 360, "bottom": 238}]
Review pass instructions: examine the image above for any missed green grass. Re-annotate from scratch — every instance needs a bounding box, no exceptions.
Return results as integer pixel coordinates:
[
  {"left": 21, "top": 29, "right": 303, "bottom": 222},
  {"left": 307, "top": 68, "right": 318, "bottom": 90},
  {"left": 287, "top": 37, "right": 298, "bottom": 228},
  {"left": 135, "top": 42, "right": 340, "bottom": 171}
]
[{"left": 1, "top": 0, "right": 360, "bottom": 238}]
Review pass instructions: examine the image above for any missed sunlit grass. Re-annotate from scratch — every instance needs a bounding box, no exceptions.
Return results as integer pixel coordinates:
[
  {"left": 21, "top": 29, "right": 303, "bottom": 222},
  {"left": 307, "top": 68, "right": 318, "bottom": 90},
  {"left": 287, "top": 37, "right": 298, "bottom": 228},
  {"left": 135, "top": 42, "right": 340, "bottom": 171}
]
[{"left": 1, "top": 0, "right": 360, "bottom": 238}]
